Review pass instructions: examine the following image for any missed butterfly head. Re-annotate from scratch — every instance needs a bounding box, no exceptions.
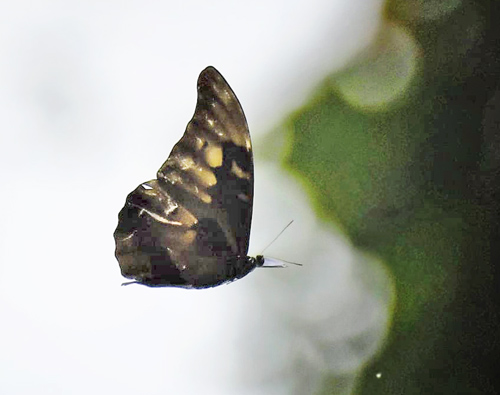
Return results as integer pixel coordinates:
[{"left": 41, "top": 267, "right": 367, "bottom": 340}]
[{"left": 254, "top": 255, "right": 265, "bottom": 267}]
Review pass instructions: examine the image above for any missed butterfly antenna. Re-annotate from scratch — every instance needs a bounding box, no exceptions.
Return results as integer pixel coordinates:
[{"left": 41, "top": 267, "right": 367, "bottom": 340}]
[
  {"left": 281, "top": 259, "right": 303, "bottom": 267},
  {"left": 260, "top": 220, "right": 294, "bottom": 255}
]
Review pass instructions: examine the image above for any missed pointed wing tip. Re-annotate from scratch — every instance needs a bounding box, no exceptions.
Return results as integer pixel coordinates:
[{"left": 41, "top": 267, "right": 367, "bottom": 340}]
[
  {"left": 198, "top": 66, "right": 227, "bottom": 89},
  {"left": 201, "top": 65, "right": 219, "bottom": 74},
  {"left": 199, "top": 65, "right": 221, "bottom": 79}
]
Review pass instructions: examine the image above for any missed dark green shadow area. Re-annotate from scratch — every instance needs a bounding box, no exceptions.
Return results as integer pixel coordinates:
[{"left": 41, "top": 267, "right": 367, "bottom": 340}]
[{"left": 280, "top": 1, "right": 499, "bottom": 393}]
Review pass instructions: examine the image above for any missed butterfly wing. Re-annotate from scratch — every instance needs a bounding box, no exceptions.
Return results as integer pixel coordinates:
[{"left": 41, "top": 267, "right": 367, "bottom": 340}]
[
  {"left": 157, "top": 67, "right": 254, "bottom": 257},
  {"left": 114, "top": 67, "right": 256, "bottom": 288}
]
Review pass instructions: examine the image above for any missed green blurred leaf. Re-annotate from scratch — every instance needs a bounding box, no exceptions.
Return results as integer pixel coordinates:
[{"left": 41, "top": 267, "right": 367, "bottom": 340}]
[{"left": 280, "top": 2, "right": 499, "bottom": 393}]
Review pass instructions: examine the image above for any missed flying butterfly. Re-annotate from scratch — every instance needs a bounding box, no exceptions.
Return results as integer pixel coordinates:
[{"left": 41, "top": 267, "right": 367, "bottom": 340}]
[{"left": 113, "top": 66, "right": 268, "bottom": 288}]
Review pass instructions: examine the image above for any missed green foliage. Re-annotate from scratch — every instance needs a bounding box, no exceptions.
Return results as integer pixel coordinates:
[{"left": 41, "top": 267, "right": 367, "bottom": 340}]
[{"left": 281, "top": 1, "right": 499, "bottom": 393}]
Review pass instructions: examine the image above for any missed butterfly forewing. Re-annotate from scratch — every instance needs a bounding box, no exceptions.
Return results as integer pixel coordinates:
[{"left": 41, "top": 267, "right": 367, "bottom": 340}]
[
  {"left": 157, "top": 67, "right": 253, "bottom": 257},
  {"left": 114, "top": 67, "right": 257, "bottom": 288}
]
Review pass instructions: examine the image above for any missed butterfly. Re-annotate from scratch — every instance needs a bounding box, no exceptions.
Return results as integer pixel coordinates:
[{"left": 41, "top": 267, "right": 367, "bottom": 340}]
[{"left": 113, "top": 66, "right": 266, "bottom": 288}]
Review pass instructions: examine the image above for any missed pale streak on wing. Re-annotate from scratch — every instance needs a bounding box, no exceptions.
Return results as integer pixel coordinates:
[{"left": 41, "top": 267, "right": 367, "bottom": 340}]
[
  {"left": 172, "top": 205, "right": 198, "bottom": 227},
  {"left": 136, "top": 206, "right": 183, "bottom": 226}
]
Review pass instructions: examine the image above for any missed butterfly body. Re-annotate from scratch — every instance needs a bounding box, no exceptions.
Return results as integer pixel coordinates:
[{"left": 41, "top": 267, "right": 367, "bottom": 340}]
[{"left": 114, "top": 67, "right": 264, "bottom": 288}]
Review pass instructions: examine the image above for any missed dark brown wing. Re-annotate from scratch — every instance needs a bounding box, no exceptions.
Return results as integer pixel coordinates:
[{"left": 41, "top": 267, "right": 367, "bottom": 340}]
[
  {"left": 157, "top": 66, "right": 253, "bottom": 258},
  {"left": 114, "top": 67, "right": 255, "bottom": 288}
]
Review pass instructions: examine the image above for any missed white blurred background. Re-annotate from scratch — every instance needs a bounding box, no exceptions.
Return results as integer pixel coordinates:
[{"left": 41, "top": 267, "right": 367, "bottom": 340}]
[{"left": 0, "top": 1, "right": 391, "bottom": 394}]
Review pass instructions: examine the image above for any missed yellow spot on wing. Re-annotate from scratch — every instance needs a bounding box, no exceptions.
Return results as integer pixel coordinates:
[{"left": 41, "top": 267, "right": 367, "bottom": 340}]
[
  {"left": 204, "top": 144, "right": 223, "bottom": 167},
  {"left": 231, "top": 160, "right": 251, "bottom": 179},
  {"left": 228, "top": 129, "right": 251, "bottom": 149},
  {"left": 191, "top": 166, "right": 216, "bottom": 187},
  {"left": 199, "top": 191, "right": 212, "bottom": 203}
]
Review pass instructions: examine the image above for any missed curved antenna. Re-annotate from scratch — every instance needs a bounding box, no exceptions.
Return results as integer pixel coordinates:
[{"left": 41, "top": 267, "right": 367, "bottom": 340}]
[
  {"left": 281, "top": 259, "right": 303, "bottom": 267},
  {"left": 260, "top": 220, "right": 294, "bottom": 255}
]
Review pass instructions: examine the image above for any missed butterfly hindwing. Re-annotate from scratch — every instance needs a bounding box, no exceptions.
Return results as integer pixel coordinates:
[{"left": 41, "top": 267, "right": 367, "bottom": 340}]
[{"left": 114, "top": 67, "right": 258, "bottom": 288}]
